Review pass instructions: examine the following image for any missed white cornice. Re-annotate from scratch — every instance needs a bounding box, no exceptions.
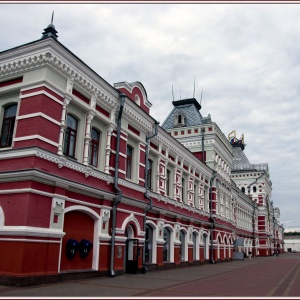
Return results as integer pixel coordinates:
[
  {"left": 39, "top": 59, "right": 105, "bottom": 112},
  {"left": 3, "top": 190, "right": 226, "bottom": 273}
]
[
  {"left": 155, "top": 128, "right": 213, "bottom": 180},
  {"left": 123, "top": 101, "right": 154, "bottom": 133},
  {"left": 0, "top": 38, "right": 119, "bottom": 112}
]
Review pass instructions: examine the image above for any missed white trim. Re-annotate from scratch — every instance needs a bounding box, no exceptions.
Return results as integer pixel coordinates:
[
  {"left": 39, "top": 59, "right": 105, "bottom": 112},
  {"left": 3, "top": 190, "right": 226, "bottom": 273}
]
[
  {"left": 20, "top": 90, "right": 63, "bottom": 106},
  {"left": 0, "top": 206, "right": 4, "bottom": 227},
  {"left": 63, "top": 205, "right": 100, "bottom": 271},
  {"left": 17, "top": 112, "right": 61, "bottom": 126},
  {"left": 0, "top": 238, "right": 61, "bottom": 243},
  {"left": 0, "top": 226, "right": 65, "bottom": 238},
  {"left": 64, "top": 205, "right": 100, "bottom": 219},
  {"left": 14, "top": 135, "right": 59, "bottom": 147},
  {"left": 120, "top": 213, "right": 143, "bottom": 237},
  {"left": 117, "top": 208, "right": 145, "bottom": 217},
  {"left": 0, "top": 188, "right": 108, "bottom": 210}
]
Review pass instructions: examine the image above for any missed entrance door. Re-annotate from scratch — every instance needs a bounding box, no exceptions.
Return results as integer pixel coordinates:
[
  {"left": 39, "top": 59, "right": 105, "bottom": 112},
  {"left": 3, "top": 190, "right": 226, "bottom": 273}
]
[{"left": 125, "top": 239, "right": 139, "bottom": 274}]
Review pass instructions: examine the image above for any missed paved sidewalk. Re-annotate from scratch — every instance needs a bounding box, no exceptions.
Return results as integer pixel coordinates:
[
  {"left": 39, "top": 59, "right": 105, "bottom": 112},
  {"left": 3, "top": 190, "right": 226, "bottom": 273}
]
[{"left": 0, "top": 252, "right": 299, "bottom": 298}]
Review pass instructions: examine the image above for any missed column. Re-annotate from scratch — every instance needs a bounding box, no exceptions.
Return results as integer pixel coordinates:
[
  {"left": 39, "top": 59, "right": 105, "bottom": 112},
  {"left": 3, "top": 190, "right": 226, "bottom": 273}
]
[
  {"left": 83, "top": 111, "right": 95, "bottom": 165},
  {"left": 57, "top": 94, "right": 72, "bottom": 156}
]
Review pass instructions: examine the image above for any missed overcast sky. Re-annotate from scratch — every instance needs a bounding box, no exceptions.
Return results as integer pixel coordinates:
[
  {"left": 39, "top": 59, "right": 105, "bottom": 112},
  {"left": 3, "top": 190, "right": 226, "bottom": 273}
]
[{"left": 1, "top": 3, "right": 299, "bottom": 230}]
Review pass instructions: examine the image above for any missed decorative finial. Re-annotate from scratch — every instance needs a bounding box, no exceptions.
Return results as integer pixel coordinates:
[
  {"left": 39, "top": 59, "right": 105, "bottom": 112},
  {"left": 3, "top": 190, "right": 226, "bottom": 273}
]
[
  {"left": 41, "top": 12, "right": 58, "bottom": 40},
  {"left": 51, "top": 11, "right": 54, "bottom": 24},
  {"left": 193, "top": 77, "right": 195, "bottom": 98},
  {"left": 228, "top": 130, "right": 245, "bottom": 150}
]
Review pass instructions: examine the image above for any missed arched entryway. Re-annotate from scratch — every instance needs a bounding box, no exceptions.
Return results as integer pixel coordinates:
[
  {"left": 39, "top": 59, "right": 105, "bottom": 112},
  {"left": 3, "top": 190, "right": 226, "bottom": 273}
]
[
  {"left": 125, "top": 225, "right": 139, "bottom": 274},
  {"left": 60, "top": 208, "right": 97, "bottom": 272},
  {"left": 145, "top": 224, "right": 154, "bottom": 264},
  {"left": 203, "top": 233, "right": 209, "bottom": 260}
]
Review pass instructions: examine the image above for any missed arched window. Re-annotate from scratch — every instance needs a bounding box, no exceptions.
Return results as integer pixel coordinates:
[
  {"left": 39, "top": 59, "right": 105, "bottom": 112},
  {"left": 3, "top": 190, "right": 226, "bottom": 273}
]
[
  {"left": 63, "top": 114, "right": 78, "bottom": 158},
  {"left": 126, "top": 145, "right": 133, "bottom": 179},
  {"left": 253, "top": 186, "right": 257, "bottom": 193},
  {"left": 174, "top": 111, "right": 186, "bottom": 127},
  {"left": 89, "top": 128, "right": 100, "bottom": 167},
  {"left": 179, "top": 230, "right": 186, "bottom": 261},
  {"left": 145, "top": 225, "right": 153, "bottom": 263},
  {"left": 0, "top": 103, "right": 17, "bottom": 148},
  {"left": 203, "top": 234, "right": 208, "bottom": 259},
  {"left": 192, "top": 232, "right": 197, "bottom": 260},
  {"left": 178, "top": 114, "right": 182, "bottom": 124},
  {"left": 241, "top": 187, "right": 245, "bottom": 193},
  {"left": 163, "top": 227, "right": 171, "bottom": 262}
]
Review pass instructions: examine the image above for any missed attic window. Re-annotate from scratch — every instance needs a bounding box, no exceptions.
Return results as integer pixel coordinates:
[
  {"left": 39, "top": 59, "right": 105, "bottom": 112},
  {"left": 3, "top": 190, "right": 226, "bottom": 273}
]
[
  {"left": 174, "top": 111, "right": 186, "bottom": 127},
  {"left": 135, "top": 95, "right": 140, "bottom": 105}
]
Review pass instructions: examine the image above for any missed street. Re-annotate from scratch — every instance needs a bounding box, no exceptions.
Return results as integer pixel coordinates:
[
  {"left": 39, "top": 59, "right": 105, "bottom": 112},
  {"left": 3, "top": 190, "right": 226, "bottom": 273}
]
[{"left": 0, "top": 252, "right": 299, "bottom": 297}]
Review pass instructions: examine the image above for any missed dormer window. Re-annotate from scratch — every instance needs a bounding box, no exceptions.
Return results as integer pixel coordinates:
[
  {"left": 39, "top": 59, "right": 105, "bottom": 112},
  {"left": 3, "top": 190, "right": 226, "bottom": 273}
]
[
  {"left": 178, "top": 114, "right": 182, "bottom": 124},
  {"left": 174, "top": 111, "right": 186, "bottom": 127}
]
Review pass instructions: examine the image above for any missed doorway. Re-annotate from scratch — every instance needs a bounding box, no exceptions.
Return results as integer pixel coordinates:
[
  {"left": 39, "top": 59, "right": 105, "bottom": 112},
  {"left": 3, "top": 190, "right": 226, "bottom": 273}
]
[{"left": 125, "top": 239, "right": 139, "bottom": 274}]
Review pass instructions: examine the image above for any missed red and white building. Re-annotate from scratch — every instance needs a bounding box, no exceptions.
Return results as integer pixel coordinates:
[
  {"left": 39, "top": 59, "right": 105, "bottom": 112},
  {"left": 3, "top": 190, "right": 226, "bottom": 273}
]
[{"left": 0, "top": 22, "right": 283, "bottom": 285}]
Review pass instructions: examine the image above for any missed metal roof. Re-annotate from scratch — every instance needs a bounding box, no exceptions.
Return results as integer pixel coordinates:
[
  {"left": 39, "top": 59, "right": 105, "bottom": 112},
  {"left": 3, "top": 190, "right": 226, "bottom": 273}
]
[
  {"left": 231, "top": 146, "right": 254, "bottom": 171},
  {"left": 162, "top": 99, "right": 203, "bottom": 129}
]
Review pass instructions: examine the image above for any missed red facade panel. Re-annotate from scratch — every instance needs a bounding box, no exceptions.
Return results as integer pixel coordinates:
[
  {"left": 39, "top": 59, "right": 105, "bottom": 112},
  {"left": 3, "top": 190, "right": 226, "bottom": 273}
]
[
  {"left": 19, "top": 94, "right": 62, "bottom": 122},
  {"left": 0, "top": 193, "right": 51, "bottom": 227},
  {"left": 15, "top": 117, "right": 59, "bottom": 141}
]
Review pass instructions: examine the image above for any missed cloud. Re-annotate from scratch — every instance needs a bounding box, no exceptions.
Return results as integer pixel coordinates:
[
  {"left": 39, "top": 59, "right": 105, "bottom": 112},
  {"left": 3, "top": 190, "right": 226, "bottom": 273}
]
[{"left": 0, "top": 3, "right": 299, "bottom": 229}]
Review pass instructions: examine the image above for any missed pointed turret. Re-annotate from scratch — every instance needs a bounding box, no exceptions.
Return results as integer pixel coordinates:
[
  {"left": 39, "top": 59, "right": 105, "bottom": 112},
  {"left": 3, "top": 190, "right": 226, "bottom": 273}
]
[{"left": 41, "top": 11, "right": 58, "bottom": 39}]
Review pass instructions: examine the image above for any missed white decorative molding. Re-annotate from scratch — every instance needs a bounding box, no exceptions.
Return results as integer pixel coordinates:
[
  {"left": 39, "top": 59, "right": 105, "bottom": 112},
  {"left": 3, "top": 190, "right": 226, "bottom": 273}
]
[
  {"left": 20, "top": 89, "right": 64, "bottom": 106},
  {"left": 16, "top": 112, "right": 61, "bottom": 126},
  {"left": 119, "top": 178, "right": 145, "bottom": 193},
  {"left": 0, "top": 226, "right": 65, "bottom": 238},
  {"left": 14, "top": 135, "right": 59, "bottom": 147}
]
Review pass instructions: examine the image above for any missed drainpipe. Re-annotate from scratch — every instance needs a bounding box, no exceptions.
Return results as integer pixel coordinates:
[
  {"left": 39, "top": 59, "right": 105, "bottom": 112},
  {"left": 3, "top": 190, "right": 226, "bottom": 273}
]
[
  {"left": 109, "top": 93, "right": 126, "bottom": 277},
  {"left": 209, "top": 171, "right": 217, "bottom": 264},
  {"left": 142, "top": 121, "right": 159, "bottom": 274}
]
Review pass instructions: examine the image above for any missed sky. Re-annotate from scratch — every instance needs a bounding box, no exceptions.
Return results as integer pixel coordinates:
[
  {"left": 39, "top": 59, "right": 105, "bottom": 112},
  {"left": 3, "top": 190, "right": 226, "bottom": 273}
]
[{"left": 0, "top": 2, "right": 299, "bottom": 230}]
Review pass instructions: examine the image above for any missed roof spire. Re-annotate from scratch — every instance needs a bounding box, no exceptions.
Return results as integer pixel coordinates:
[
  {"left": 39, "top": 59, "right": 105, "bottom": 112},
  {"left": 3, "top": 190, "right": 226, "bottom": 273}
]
[{"left": 41, "top": 11, "right": 58, "bottom": 40}]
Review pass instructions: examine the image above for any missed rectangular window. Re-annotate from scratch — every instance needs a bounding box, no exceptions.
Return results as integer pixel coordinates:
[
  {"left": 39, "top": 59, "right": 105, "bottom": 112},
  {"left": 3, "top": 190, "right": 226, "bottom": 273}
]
[
  {"left": 0, "top": 104, "right": 17, "bottom": 148},
  {"left": 126, "top": 145, "right": 133, "bottom": 179},
  {"left": 63, "top": 114, "right": 78, "bottom": 158},
  {"left": 182, "top": 177, "right": 185, "bottom": 203},
  {"left": 194, "top": 184, "right": 197, "bottom": 207},
  {"left": 89, "top": 128, "right": 100, "bottom": 167},
  {"left": 166, "top": 169, "right": 171, "bottom": 196},
  {"left": 147, "top": 159, "right": 153, "bottom": 189}
]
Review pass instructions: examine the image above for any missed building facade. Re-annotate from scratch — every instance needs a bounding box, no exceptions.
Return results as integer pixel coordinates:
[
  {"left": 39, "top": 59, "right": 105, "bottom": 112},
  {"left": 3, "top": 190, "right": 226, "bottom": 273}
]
[
  {"left": 0, "top": 22, "right": 283, "bottom": 285},
  {"left": 284, "top": 235, "right": 300, "bottom": 253}
]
